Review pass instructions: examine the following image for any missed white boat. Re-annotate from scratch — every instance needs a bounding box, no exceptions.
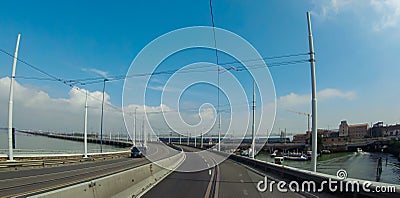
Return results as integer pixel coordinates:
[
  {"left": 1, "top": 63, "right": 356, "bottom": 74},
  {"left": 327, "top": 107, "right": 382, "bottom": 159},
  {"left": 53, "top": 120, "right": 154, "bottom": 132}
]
[
  {"left": 270, "top": 150, "right": 278, "bottom": 157},
  {"left": 284, "top": 154, "right": 308, "bottom": 161},
  {"left": 321, "top": 149, "right": 331, "bottom": 154},
  {"left": 357, "top": 148, "right": 363, "bottom": 152}
]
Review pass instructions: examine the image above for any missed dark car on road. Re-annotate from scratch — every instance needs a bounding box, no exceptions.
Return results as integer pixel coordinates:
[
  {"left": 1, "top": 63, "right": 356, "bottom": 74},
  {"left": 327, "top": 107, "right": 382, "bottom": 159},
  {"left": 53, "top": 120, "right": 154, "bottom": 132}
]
[
  {"left": 130, "top": 146, "right": 145, "bottom": 158},
  {"left": 130, "top": 147, "right": 142, "bottom": 158}
]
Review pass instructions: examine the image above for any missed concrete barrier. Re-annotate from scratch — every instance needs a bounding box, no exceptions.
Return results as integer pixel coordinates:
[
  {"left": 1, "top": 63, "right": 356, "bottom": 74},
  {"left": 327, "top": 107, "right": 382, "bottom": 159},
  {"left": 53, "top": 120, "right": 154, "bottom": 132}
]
[{"left": 31, "top": 152, "right": 185, "bottom": 198}]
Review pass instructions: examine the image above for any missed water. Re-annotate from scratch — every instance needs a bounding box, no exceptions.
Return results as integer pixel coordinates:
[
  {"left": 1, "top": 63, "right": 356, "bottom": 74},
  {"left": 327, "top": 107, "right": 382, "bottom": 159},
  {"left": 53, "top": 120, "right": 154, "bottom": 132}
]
[
  {"left": 2, "top": 131, "right": 399, "bottom": 184},
  {"left": 256, "top": 151, "right": 400, "bottom": 184},
  {"left": 0, "top": 131, "right": 128, "bottom": 155}
]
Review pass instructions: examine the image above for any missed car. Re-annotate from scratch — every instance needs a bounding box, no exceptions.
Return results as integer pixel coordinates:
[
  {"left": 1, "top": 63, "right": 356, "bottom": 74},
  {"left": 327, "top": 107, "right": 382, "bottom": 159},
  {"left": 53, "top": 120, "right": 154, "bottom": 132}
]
[{"left": 130, "top": 147, "right": 144, "bottom": 158}]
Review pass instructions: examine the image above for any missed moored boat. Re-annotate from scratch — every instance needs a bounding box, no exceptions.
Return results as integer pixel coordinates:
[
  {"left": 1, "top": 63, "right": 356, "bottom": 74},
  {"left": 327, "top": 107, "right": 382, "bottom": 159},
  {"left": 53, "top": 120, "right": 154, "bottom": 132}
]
[
  {"left": 274, "top": 157, "right": 284, "bottom": 164},
  {"left": 284, "top": 154, "right": 308, "bottom": 161}
]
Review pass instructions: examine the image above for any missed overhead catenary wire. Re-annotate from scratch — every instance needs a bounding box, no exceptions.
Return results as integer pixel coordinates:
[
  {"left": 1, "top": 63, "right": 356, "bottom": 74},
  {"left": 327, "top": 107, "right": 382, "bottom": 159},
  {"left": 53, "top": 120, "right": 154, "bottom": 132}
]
[
  {"left": 1, "top": 47, "right": 310, "bottom": 85},
  {"left": 0, "top": 49, "right": 310, "bottom": 130},
  {"left": 55, "top": 53, "right": 311, "bottom": 84},
  {"left": 209, "top": 0, "right": 222, "bottom": 150},
  {"left": 0, "top": 49, "right": 126, "bottom": 114},
  {"left": 0, "top": 49, "right": 64, "bottom": 83},
  {"left": 8, "top": 58, "right": 310, "bottom": 84},
  {"left": 0, "top": 47, "right": 310, "bottom": 115}
]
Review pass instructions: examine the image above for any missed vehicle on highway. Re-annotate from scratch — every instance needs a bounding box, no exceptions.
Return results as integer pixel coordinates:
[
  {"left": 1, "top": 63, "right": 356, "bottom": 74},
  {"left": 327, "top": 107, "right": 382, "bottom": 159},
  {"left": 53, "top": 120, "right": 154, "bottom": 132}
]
[{"left": 130, "top": 146, "right": 145, "bottom": 158}]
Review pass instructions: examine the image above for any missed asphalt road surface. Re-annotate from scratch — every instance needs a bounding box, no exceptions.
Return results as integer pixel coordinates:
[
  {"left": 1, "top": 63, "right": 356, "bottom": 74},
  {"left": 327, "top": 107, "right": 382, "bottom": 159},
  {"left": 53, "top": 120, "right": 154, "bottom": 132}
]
[
  {"left": 0, "top": 142, "right": 173, "bottom": 197},
  {"left": 143, "top": 145, "right": 305, "bottom": 198}
]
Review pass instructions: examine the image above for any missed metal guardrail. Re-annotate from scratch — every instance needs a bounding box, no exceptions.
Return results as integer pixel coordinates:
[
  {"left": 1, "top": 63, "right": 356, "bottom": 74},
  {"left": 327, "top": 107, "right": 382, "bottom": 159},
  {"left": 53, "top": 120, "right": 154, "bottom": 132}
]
[
  {"left": 0, "top": 148, "right": 124, "bottom": 155},
  {"left": 0, "top": 158, "right": 90, "bottom": 169},
  {"left": 0, "top": 151, "right": 130, "bottom": 170}
]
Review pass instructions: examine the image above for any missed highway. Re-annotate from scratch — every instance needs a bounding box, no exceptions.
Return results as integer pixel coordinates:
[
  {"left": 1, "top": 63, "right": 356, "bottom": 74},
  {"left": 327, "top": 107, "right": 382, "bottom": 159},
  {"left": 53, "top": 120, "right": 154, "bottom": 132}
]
[
  {"left": 143, "top": 145, "right": 304, "bottom": 198},
  {"left": 0, "top": 142, "right": 174, "bottom": 197}
]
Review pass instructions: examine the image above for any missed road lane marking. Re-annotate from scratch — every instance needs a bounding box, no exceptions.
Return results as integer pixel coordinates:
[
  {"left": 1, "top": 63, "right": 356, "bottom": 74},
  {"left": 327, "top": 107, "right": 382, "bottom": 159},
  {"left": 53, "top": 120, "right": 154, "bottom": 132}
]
[
  {"left": 214, "top": 158, "right": 220, "bottom": 198},
  {"left": 0, "top": 158, "right": 140, "bottom": 184},
  {"left": 204, "top": 167, "right": 215, "bottom": 198},
  {"left": 6, "top": 160, "right": 149, "bottom": 198}
]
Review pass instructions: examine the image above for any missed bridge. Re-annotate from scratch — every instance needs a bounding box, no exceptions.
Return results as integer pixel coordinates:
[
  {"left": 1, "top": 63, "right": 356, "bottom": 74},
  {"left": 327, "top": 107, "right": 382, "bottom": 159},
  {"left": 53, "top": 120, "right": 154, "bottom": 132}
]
[
  {"left": 1, "top": 137, "right": 399, "bottom": 197},
  {"left": 17, "top": 130, "right": 133, "bottom": 148}
]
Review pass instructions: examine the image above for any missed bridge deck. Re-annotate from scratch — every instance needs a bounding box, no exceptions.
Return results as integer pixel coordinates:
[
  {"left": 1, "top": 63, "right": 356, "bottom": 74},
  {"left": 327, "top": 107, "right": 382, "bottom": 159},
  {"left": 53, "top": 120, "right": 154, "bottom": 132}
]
[{"left": 144, "top": 145, "right": 304, "bottom": 198}]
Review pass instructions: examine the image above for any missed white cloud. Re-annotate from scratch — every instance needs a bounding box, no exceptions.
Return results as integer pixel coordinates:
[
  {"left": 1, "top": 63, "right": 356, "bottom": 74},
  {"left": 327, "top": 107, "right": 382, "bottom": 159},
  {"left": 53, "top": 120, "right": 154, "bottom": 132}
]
[
  {"left": 81, "top": 68, "right": 109, "bottom": 78},
  {"left": 311, "top": 0, "right": 352, "bottom": 18},
  {"left": 147, "top": 85, "right": 179, "bottom": 93},
  {"left": 278, "top": 88, "right": 356, "bottom": 108},
  {"left": 370, "top": 0, "right": 400, "bottom": 31},
  {"left": 0, "top": 77, "right": 122, "bottom": 134},
  {"left": 318, "top": 88, "right": 356, "bottom": 100},
  {"left": 0, "top": 77, "right": 217, "bottom": 137},
  {"left": 278, "top": 93, "right": 309, "bottom": 107},
  {"left": 311, "top": 0, "right": 400, "bottom": 31},
  {"left": 1, "top": 77, "right": 376, "bottom": 142}
]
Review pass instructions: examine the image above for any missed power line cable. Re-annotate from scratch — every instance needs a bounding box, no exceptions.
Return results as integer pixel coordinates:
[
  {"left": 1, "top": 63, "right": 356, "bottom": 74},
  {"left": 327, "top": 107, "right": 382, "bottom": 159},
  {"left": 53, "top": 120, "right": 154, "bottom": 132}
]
[
  {"left": 1, "top": 47, "right": 309, "bottom": 84},
  {"left": 0, "top": 49, "right": 65, "bottom": 84},
  {"left": 0, "top": 49, "right": 126, "bottom": 113},
  {"left": 0, "top": 47, "right": 309, "bottom": 114},
  {"left": 8, "top": 58, "right": 310, "bottom": 84}
]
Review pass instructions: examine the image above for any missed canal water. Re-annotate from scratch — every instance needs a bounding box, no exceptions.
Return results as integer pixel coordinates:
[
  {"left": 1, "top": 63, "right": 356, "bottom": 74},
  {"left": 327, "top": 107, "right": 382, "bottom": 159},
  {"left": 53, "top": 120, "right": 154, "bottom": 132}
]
[
  {"left": 256, "top": 151, "right": 400, "bottom": 184},
  {"left": 0, "top": 131, "right": 127, "bottom": 155}
]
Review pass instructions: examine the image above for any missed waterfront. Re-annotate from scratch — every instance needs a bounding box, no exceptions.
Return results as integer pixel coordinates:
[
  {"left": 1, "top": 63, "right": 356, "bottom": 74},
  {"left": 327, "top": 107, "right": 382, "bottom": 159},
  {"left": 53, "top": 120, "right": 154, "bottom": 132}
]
[
  {"left": 1, "top": 130, "right": 399, "bottom": 185},
  {"left": 0, "top": 131, "right": 127, "bottom": 154},
  {"left": 256, "top": 151, "right": 400, "bottom": 184}
]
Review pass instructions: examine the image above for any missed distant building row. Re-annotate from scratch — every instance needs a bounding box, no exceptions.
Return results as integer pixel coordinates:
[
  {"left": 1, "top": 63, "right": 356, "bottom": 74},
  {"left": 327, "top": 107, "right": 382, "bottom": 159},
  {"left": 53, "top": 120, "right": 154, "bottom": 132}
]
[{"left": 293, "top": 120, "right": 400, "bottom": 143}]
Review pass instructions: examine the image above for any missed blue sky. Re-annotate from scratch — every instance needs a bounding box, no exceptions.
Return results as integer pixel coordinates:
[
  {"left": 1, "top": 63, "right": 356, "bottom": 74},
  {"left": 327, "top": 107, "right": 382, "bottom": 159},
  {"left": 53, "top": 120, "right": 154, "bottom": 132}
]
[{"left": 0, "top": 0, "right": 399, "bottom": 136}]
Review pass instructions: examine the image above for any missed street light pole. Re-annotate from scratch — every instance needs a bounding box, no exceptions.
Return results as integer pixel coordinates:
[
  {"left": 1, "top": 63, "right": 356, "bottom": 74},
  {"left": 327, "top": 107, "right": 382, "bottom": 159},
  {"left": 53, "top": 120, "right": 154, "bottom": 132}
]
[
  {"left": 201, "top": 130, "right": 203, "bottom": 148},
  {"left": 100, "top": 79, "right": 108, "bottom": 153},
  {"left": 307, "top": 11, "right": 318, "bottom": 172},
  {"left": 218, "top": 116, "right": 221, "bottom": 151},
  {"left": 84, "top": 90, "right": 88, "bottom": 158},
  {"left": 142, "top": 118, "right": 146, "bottom": 147},
  {"left": 251, "top": 80, "right": 256, "bottom": 159},
  {"left": 134, "top": 107, "right": 137, "bottom": 146},
  {"left": 7, "top": 34, "right": 21, "bottom": 161}
]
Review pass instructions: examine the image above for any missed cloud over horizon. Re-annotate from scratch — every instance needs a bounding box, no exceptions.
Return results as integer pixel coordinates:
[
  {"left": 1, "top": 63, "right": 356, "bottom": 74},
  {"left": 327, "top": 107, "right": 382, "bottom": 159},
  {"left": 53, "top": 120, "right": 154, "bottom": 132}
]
[
  {"left": 278, "top": 88, "right": 356, "bottom": 108},
  {"left": 311, "top": 0, "right": 400, "bottom": 32}
]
